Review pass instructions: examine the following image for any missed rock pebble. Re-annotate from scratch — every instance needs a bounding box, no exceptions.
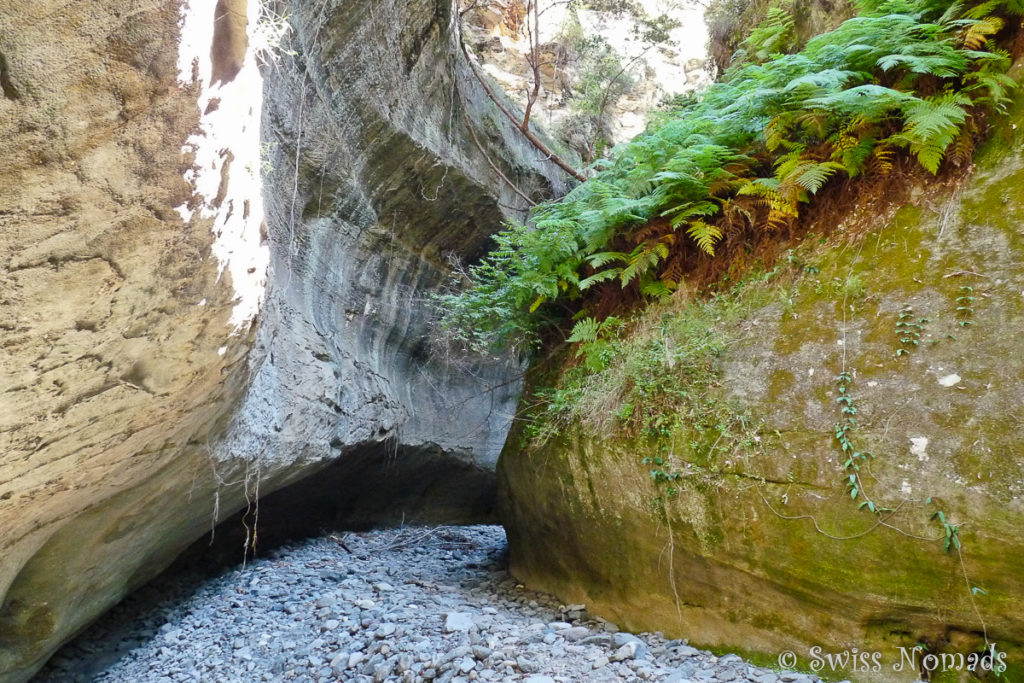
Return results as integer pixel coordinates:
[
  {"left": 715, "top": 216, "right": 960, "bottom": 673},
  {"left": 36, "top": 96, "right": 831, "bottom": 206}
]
[{"left": 37, "top": 525, "right": 830, "bottom": 683}]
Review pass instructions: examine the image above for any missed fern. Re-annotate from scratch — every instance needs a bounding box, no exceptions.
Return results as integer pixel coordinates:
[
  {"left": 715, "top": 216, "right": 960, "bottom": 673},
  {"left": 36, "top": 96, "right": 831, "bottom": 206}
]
[
  {"left": 795, "top": 161, "right": 847, "bottom": 192},
  {"left": 619, "top": 239, "right": 672, "bottom": 287},
  {"left": 640, "top": 278, "right": 675, "bottom": 298},
  {"left": 579, "top": 267, "right": 622, "bottom": 290},
  {"left": 664, "top": 200, "right": 722, "bottom": 228},
  {"left": 896, "top": 91, "right": 973, "bottom": 172},
  {"left": 871, "top": 143, "right": 897, "bottom": 174},
  {"left": 439, "top": 0, "right": 1019, "bottom": 350},
  {"left": 686, "top": 221, "right": 725, "bottom": 255},
  {"left": 587, "top": 251, "right": 628, "bottom": 268},
  {"left": 963, "top": 68, "right": 1017, "bottom": 109},
  {"left": 962, "top": 15, "right": 1004, "bottom": 48},
  {"left": 568, "top": 317, "right": 600, "bottom": 344},
  {"left": 742, "top": 2, "right": 798, "bottom": 63},
  {"left": 831, "top": 133, "right": 878, "bottom": 177}
]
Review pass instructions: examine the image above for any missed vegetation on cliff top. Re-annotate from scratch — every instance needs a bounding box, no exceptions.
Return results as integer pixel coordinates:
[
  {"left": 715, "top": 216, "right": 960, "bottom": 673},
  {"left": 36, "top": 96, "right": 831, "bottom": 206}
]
[{"left": 440, "top": 0, "right": 1020, "bottom": 351}]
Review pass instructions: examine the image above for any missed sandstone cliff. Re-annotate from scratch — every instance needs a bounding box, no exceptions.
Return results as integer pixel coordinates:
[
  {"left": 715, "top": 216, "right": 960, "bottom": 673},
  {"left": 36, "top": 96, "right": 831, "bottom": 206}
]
[{"left": 500, "top": 67, "right": 1024, "bottom": 681}]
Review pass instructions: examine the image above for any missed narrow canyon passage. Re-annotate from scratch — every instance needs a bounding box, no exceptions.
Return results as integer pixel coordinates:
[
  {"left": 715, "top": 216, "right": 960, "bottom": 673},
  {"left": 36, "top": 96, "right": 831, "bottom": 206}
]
[
  {"left": 6, "top": 0, "right": 1020, "bottom": 679},
  {"left": 34, "top": 526, "right": 822, "bottom": 683}
]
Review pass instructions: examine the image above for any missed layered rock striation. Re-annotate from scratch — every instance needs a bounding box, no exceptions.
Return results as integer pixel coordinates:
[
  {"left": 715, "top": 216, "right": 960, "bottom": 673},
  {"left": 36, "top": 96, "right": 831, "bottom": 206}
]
[{"left": 0, "top": 0, "right": 560, "bottom": 680}]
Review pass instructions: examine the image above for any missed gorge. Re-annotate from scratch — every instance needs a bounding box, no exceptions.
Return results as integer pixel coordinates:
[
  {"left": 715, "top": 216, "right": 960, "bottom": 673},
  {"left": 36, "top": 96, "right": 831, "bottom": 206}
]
[{"left": 1, "top": 0, "right": 1023, "bottom": 681}]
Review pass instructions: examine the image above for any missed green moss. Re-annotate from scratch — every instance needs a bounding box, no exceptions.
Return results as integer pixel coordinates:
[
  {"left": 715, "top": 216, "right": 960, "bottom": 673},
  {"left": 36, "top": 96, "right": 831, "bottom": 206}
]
[
  {"left": 502, "top": 77, "right": 1024, "bottom": 682},
  {"left": 523, "top": 273, "right": 784, "bottom": 448},
  {"left": 960, "top": 161, "right": 1024, "bottom": 251},
  {"left": 848, "top": 206, "right": 931, "bottom": 291}
]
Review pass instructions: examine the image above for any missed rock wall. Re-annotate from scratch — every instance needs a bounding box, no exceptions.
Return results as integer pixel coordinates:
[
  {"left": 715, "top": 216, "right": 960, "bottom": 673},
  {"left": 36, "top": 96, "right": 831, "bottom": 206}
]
[
  {"left": 0, "top": 2, "right": 252, "bottom": 680},
  {"left": 500, "top": 70, "right": 1024, "bottom": 681},
  {"left": 223, "top": 0, "right": 567, "bottom": 477},
  {"left": 0, "top": 0, "right": 560, "bottom": 680}
]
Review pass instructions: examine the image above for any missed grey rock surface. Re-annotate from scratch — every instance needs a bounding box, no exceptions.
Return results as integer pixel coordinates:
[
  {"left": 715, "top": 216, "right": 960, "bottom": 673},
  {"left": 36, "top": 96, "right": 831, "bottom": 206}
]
[
  {"left": 0, "top": 0, "right": 566, "bottom": 680},
  {"left": 220, "top": 0, "right": 569, "bottom": 479}
]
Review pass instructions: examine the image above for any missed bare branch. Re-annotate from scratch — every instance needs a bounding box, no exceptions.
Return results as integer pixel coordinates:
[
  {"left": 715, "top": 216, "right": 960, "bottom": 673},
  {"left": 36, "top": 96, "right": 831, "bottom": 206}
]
[
  {"left": 458, "top": 33, "right": 586, "bottom": 181},
  {"left": 461, "top": 109, "right": 538, "bottom": 207},
  {"left": 521, "top": 0, "right": 542, "bottom": 129}
]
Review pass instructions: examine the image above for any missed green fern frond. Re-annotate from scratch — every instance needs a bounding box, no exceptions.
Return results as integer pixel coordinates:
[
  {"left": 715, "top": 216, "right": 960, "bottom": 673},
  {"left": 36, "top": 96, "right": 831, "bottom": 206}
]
[
  {"left": 640, "top": 278, "right": 675, "bottom": 299},
  {"left": 961, "top": 0, "right": 1002, "bottom": 19},
  {"left": 619, "top": 240, "right": 671, "bottom": 287},
  {"left": 772, "top": 148, "right": 808, "bottom": 179},
  {"left": 686, "top": 220, "right": 725, "bottom": 256},
  {"left": 567, "top": 317, "right": 600, "bottom": 344},
  {"left": 795, "top": 161, "right": 847, "bottom": 192},
  {"left": 990, "top": 0, "right": 1024, "bottom": 14},
  {"left": 742, "top": 3, "right": 797, "bottom": 63},
  {"left": 578, "top": 268, "right": 622, "bottom": 291},
  {"left": 832, "top": 135, "right": 877, "bottom": 177},
  {"left": 805, "top": 84, "right": 916, "bottom": 119},
  {"left": 896, "top": 91, "right": 973, "bottom": 172},
  {"left": 663, "top": 200, "right": 722, "bottom": 228},
  {"left": 587, "top": 251, "right": 629, "bottom": 268},
  {"left": 963, "top": 69, "right": 1017, "bottom": 109}
]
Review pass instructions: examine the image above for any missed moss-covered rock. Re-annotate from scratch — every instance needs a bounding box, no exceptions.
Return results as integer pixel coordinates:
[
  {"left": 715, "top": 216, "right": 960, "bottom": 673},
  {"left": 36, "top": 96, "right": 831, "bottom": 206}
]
[{"left": 500, "top": 71, "right": 1024, "bottom": 683}]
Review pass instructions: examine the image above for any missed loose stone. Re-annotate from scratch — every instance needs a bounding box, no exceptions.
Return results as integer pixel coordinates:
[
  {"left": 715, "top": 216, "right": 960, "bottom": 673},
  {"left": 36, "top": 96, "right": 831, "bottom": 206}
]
[{"left": 36, "top": 526, "right": 827, "bottom": 683}]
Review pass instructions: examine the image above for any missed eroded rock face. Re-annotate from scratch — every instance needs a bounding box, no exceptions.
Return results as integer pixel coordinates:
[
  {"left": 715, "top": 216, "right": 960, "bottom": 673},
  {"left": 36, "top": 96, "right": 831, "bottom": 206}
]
[
  {"left": 0, "top": 2, "right": 253, "bottom": 680},
  {"left": 500, "top": 78, "right": 1024, "bottom": 681},
  {"left": 222, "top": 0, "right": 566, "bottom": 477},
  {"left": 0, "top": 0, "right": 558, "bottom": 680}
]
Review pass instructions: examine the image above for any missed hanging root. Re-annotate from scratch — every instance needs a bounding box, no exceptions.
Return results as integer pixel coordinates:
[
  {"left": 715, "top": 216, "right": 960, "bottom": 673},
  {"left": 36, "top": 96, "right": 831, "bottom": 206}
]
[{"left": 240, "top": 460, "right": 263, "bottom": 567}]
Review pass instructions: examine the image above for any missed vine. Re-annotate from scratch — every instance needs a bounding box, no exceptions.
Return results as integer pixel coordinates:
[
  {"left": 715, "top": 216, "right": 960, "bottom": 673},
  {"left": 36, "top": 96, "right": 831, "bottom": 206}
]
[{"left": 817, "top": 270, "right": 1007, "bottom": 676}]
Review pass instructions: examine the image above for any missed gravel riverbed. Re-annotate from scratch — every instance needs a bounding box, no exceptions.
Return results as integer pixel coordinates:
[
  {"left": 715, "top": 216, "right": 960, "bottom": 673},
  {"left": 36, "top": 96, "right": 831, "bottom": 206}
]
[{"left": 36, "top": 525, "right": 831, "bottom": 683}]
